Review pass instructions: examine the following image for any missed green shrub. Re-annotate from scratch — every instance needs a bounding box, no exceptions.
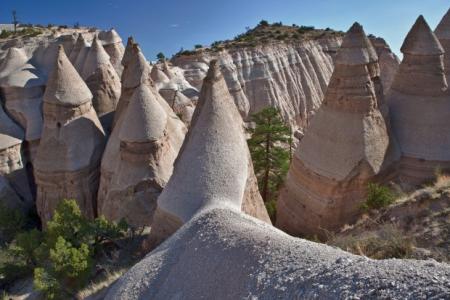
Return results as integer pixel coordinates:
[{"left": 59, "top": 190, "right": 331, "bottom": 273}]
[
  {"left": 194, "top": 44, "right": 202, "bottom": 49},
  {"left": 265, "top": 200, "right": 277, "bottom": 223},
  {"left": 362, "top": 183, "right": 395, "bottom": 210},
  {"left": 258, "top": 20, "right": 269, "bottom": 27}
]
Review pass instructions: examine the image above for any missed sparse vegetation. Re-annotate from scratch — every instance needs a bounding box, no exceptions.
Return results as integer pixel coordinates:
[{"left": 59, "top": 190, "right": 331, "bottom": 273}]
[
  {"left": 329, "top": 224, "right": 415, "bottom": 259},
  {"left": 156, "top": 52, "right": 166, "bottom": 62},
  {"left": 247, "top": 107, "right": 292, "bottom": 222},
  {"left": 0, "top": 200, "right": 141, "bottom": 299},
  {"left": 362, "top": 183, "right": 396, "bottom": 211}
]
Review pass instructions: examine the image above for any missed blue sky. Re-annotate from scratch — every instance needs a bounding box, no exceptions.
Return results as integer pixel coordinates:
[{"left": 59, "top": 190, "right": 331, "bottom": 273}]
[{"left": 1, "top": 0, "right": 448, "bottom": 60}]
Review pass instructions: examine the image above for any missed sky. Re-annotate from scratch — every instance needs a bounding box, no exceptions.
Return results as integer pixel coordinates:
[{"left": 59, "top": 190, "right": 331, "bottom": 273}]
[{"left": 0, "top": 0, "right": 448, "bottom": 60}]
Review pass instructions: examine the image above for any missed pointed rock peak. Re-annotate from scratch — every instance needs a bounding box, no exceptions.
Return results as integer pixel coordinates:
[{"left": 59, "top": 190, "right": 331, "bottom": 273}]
[
  {"left": 0, "top": 47, "right": 28, "bottom": 77},
  {"left": 119, "top": 84, "right": 167, "bottom": 143},
  {"left": 74, "top": 33, "right": 87, "bottom": 46},
  {"left": 401, "top": 15, "right": 444, "bottom": 55},
  {"left": 81, "top": 35, "right": 111, "bottom": 79},
  {"left": 0, "top": 62, "right": 45, "bottom": 88},
  {"left": 44, "top": 45, "right": 92, "bottom": 107},
  {"left": 150, "top": 64, "right": 170, "bottom": 83},
  {"left": 435, "top": 8, "right": 450, "bottom": 40},
  {"left": 99, "top": 28, "right": 122, "bottom": 45},
  {"left": 0, "top": 104, "right": 24, "bottom": 149},
  {"left": 162, "top": 60, "right": 174, "bottom": 79},
  {"left": 122, "top": 44, "right": 151, "bottom": 88},
  {"left": 121, "top": 36, "right": 135, "bottom": 67},
  {"left": 336, "top": 22, "right": 378, "bottom": 65},
  {"left": 205, "top": 59, "right": 222, "bottom": 82}
]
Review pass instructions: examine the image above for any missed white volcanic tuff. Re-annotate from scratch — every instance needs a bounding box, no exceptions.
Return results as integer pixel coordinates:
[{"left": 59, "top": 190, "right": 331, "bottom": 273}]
[
  {"left": 173, "top": 35, "right": 399, "bottom": 128},
  {"left": 148, "top": 60, "right": 270, "bottom": 246},
  {"left": 0, "top": 47, "right": 28, "bottom": 78},
  {"left": 107, "top": 208, "right": 450, "bottom": 300},
  {"left": 99, "top": 84, "right": 181, "bottom": 226},
  {"left": 387, "top": 15, "right": 450, "bottom": 183},
  {"left": 277, "top": 23, "right": 394, "bottom": 236},
  {"left": 34, "top": 45, "right": 105, "bottom": 223},
  {"left": 97, "top": 43, "right": 187, "bottom": 224},
  {"left": 99, "top": 29, "right": 125, "bottom": 75}
]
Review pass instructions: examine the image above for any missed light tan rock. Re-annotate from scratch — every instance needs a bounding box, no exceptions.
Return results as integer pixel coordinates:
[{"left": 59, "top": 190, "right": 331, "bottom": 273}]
[
  {"left": 148, "top": 60, "right": 270, "bottom": 247},
  {"left": 81, "top": 36, "right": 121, "bottom": 132},
  {"left": 0, "top": 62, "right": 45, "bottom": 162},
  {"left": 0, "top": 47, "right": 28, "bottom": 78},
  {"left": 34, "top": 45, "right": 106, "bottom": 224},
  {"left": 68, "top": 34, "right": 87, "bottom": 63},
  {"left": 73, "top": 36, "right": 91, "bottom": 73},
  {"left": 98, "top": 84, "right": 183, "bottom": 226},
  {"left": 387, "top": 15, "right": 449, "bottom": 184},
  {"left": 97, "top": 42, "right": 187, "bottom": 222},
  {"left": 277, "top": 23, "right": 395, "bottom": 237},
  {"left": 99, "top": 29, "right": 125, "bottom": 75}
]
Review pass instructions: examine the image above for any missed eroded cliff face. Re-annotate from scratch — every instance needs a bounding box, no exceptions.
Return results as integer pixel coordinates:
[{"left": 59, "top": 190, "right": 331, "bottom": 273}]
[{"left": 172, "top": 35, "right": 399, "bottom": 129}]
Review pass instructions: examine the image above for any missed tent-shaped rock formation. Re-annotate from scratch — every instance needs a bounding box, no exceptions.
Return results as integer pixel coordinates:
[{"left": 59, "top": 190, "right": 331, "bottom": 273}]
[
  {"left": 387, "top": 15, "right": 450, "bottom": 184},
  {"left": 81, "top": 36, "right": 121, "bottom": 132},
  {"left": 99, "top": 29, "right": 125, "bottom": 75},
  {"left": 34, "top": 45, "right": 106, "bottom": 224},
  {"left": 277, "top": 23, "right": 394, "bottom": 237},
  {"left": 98, "top": 84, "right": 183, "bottom": 226},
  {"left": 147, "top": 60, "right": 270, "bottom": 247},
  {"left": 97, "top": 42, "right": 187, "bottom": 222}
]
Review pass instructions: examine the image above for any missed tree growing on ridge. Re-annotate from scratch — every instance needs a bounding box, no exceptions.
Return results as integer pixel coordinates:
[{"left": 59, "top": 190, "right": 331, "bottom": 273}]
[
  {"left": 12, "top": 10, "right": 19, "bottom": 33},
  {"left": 247, "top": 107, "right": 291, "bottom": 220}
]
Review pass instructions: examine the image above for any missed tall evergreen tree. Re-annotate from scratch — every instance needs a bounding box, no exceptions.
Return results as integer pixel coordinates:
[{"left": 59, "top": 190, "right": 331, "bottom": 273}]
[{"left": 247, "top": 107, "right": 291, "bottom": 219}]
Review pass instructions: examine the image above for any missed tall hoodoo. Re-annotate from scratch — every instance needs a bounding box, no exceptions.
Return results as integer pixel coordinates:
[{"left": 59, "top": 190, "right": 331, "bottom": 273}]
[
  {"left": 97, "top": 42, "right": 187, "bottom": 219},
  {"left": 0, "top": 47, "right": 28, "bottom": 79},
  {"left": 0, "top": 104, "right": 33, "bottom": 211},
  {"left": 73, "top": 35, "right": 91, "bottom": 73},
  {"left": 69, "top": 34, "right": 87, "bottom": 63},
  {"left": 98, "top": 84, "right": 182, "bottom": 226},
  {"left": 99, "top": 28, "right": 125, "bottom": 75},
  {"left": 81, "top": 35, "right": 121, "bottom": 131},
  {"left": 148, "top": 60, "right": 270, "bottom": 247},
  {"left": 277, "top": 23, "right": 393, "bottom": 237},
  {"left": 435, "top": 9, "right": 450, "bottom": 79},
  {"left": 387, "top": 15, "right": 450, "bottom": 184},
  {"left": 34, "top": 45, "right": 106, "bottom": 224}
]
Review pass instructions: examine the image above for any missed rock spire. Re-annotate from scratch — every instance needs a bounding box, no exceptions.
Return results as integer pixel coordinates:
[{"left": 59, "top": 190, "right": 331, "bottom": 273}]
[
  {"left": 277, "top": 23, "right": 394, "bottom": 237},
  {"left": 34, "top": 46, "right": 106, "bottom": 224},
  {"left": 387, "top": 15, "right": 450, "bottom": 184}
]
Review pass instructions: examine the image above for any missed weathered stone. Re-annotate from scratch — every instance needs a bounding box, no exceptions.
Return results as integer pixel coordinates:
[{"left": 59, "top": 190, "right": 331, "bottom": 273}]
[
  {"left": 277, "top": 23, "right": 395, "bottom": 237},
  {"left": 435, "top": 8, "right": 450, "bottom": 80},
  {"left": 148, "top": 60, "right": 270, "bottom": 248},
  {"left": 81, "top": 36, "right": 121, "bottom": 132},
  {"left": 99, "top": 29, "right": 125, "bottom": 76},
  {"left": 34, "top": 46, "right": 106, "bottom": 224},
  {"left": 387, "top": 15, "right": 450, "bottom": 184}
]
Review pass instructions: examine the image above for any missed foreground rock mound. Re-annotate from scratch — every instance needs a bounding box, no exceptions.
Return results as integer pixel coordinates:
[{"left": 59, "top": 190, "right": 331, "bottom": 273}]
[
  {"left": 277, "top": 23, "right": 396, "bottom": 237},
  {"left": 148, "top": 60, "right": 270, "bottom": 247},
  {"left": 34, "top": 46, "right": 106, "bottom": 224},
  {"left": 387, "top": 16, "right": 450, "bottom": 184}
]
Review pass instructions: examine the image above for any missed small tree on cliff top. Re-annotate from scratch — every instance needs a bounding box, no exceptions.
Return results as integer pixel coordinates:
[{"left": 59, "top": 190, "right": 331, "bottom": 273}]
[{"left": 247, "top": 107, "right": 291, "bottom": 219}]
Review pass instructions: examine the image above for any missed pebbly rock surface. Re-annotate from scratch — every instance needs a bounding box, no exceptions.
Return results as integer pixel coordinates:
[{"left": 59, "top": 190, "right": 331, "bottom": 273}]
[
  {"left": 147, "top": 60, "right": 271, "bottom": 248},
  {"left": 277, "top": 23, "right": 398, "bottom": 237},
  {"left": 387, "top": 15, "right": 450, "bottom": 185},
  {"left": 107, "top": 207, "right": 450, "bottom": 300},
  {"left": 34, "top": 46, "right": 106, "bottom": 224}
]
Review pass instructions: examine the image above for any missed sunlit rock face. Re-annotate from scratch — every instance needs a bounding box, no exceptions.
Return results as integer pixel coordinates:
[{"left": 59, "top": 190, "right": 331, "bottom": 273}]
[
  {"left": 34, "top": 46, "right": 106, "bottom": 224},
  {"left": 277, "top": 23, "right": 397, "bottom": 237},
  {"left": 97, "top": 42, "right": 187, "bottom": 226},
  {"left": 147, "top": 60, "right": 270, "bottom": 248},
  {"left": 387, "top": 16, "right": 450, "bottom": 185},
  {"left": 172, "top": 34, "right": 398, "bottom": 130}
]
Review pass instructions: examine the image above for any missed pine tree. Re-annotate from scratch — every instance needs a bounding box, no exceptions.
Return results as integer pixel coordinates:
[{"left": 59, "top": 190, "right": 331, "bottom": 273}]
[{"left": 247, "top": 107, "right": 291, "bottom": 219}]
